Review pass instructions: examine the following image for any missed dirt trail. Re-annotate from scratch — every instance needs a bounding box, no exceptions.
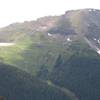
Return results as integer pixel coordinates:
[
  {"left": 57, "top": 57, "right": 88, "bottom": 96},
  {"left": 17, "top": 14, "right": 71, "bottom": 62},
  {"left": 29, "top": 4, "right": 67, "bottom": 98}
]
[{"left": 47, "top": 80, "right": 79, "bottom": 100}]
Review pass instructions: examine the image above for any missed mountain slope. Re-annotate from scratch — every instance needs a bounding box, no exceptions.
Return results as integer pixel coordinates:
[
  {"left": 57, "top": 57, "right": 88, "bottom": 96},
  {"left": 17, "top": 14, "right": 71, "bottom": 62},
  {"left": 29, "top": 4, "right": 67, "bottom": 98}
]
[
  {"left": 0, "top": 63, "right": 76, "bottom": 100},
  {"left": 0, "top": 9, "right": 100, "bottom": 74},
  {"left": 0, "top": 8, "right": 100, "bottom": 100},
  {"left": 0, "top": 9, "right": 100, "bottom": 76},
  {"left": 50, "top": 40, "right": 100, "bottom": 100}
]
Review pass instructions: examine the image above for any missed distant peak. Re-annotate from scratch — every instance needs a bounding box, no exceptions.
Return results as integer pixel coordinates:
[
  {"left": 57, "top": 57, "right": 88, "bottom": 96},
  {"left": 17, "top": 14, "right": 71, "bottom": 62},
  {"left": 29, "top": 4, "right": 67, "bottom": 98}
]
[{"left": 65, "top": 8, "right": 99, "bottom": 14}]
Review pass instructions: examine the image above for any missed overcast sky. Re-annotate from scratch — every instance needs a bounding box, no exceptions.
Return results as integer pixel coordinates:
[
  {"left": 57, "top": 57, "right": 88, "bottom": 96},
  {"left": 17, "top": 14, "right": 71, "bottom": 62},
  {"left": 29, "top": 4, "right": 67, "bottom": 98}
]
[{"left": 0, "top": 0, "right": 100, "bottom": 27}]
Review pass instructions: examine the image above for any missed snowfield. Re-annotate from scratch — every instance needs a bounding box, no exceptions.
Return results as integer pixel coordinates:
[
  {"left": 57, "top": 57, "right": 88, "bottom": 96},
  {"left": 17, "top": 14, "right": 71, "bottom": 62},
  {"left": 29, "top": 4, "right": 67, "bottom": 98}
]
[{"left": 0, "top": 43, "right": 15, "bottom": 46}]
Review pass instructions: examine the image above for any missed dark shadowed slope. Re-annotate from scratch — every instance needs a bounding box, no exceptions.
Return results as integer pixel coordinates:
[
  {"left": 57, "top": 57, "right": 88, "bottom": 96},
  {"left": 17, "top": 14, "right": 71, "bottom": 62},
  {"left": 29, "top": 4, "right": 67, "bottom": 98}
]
[
  {"left": 0, "top": 63, "right": 75, "bottom": 100},
  {"left": 50, "top": 40, "right": 100, "bottom": 100}
]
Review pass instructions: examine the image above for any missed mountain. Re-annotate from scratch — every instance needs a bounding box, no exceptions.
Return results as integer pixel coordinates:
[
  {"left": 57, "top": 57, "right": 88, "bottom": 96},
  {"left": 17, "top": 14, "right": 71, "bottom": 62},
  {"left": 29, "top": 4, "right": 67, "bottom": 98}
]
[
  {"left": 0, "top": 63, "right": 76, "bottom": 100},
  {"left": 0, "top": 9, "right": 100, "bottom": 75},
  {"left": 0, "top": 8, "right": 100, "bottom": 100}
]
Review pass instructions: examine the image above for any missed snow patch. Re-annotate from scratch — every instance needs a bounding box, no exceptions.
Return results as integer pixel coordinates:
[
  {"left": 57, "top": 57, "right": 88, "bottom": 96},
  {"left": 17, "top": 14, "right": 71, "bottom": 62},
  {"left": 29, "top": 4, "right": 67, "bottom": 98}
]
[
  {"left": 96, "top": 48, "right": 100, "bottom": 55},
  {"left": 48, "top": 33, "right": 52, "bottom": 36},
  {"left": 97, "top": 50, "right": 100, "bottom": 54},
  {"left": 88, "top": 9, "right": 92, "bottom": 12},
  {"left": 67, "top": 37, "right": 72, "bottom": 42},
  {"left": 88, "top": 9, "right": 96, "bottom": 12},
  {"left": 0, "top": 43, "right": 15, "bottom": 47},
  {"left": 97, "top": 39, "right": 100, "bottom": 43},
  {"left": 93, "top": 38, "right": 96, "bottom": 41}
]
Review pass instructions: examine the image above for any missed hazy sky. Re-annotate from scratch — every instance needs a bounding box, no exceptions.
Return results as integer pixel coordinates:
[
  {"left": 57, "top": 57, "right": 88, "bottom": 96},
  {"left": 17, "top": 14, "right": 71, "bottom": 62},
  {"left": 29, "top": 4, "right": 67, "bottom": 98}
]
[{"left": 0, "top": 0, "right": 100, "bottom": 27}]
